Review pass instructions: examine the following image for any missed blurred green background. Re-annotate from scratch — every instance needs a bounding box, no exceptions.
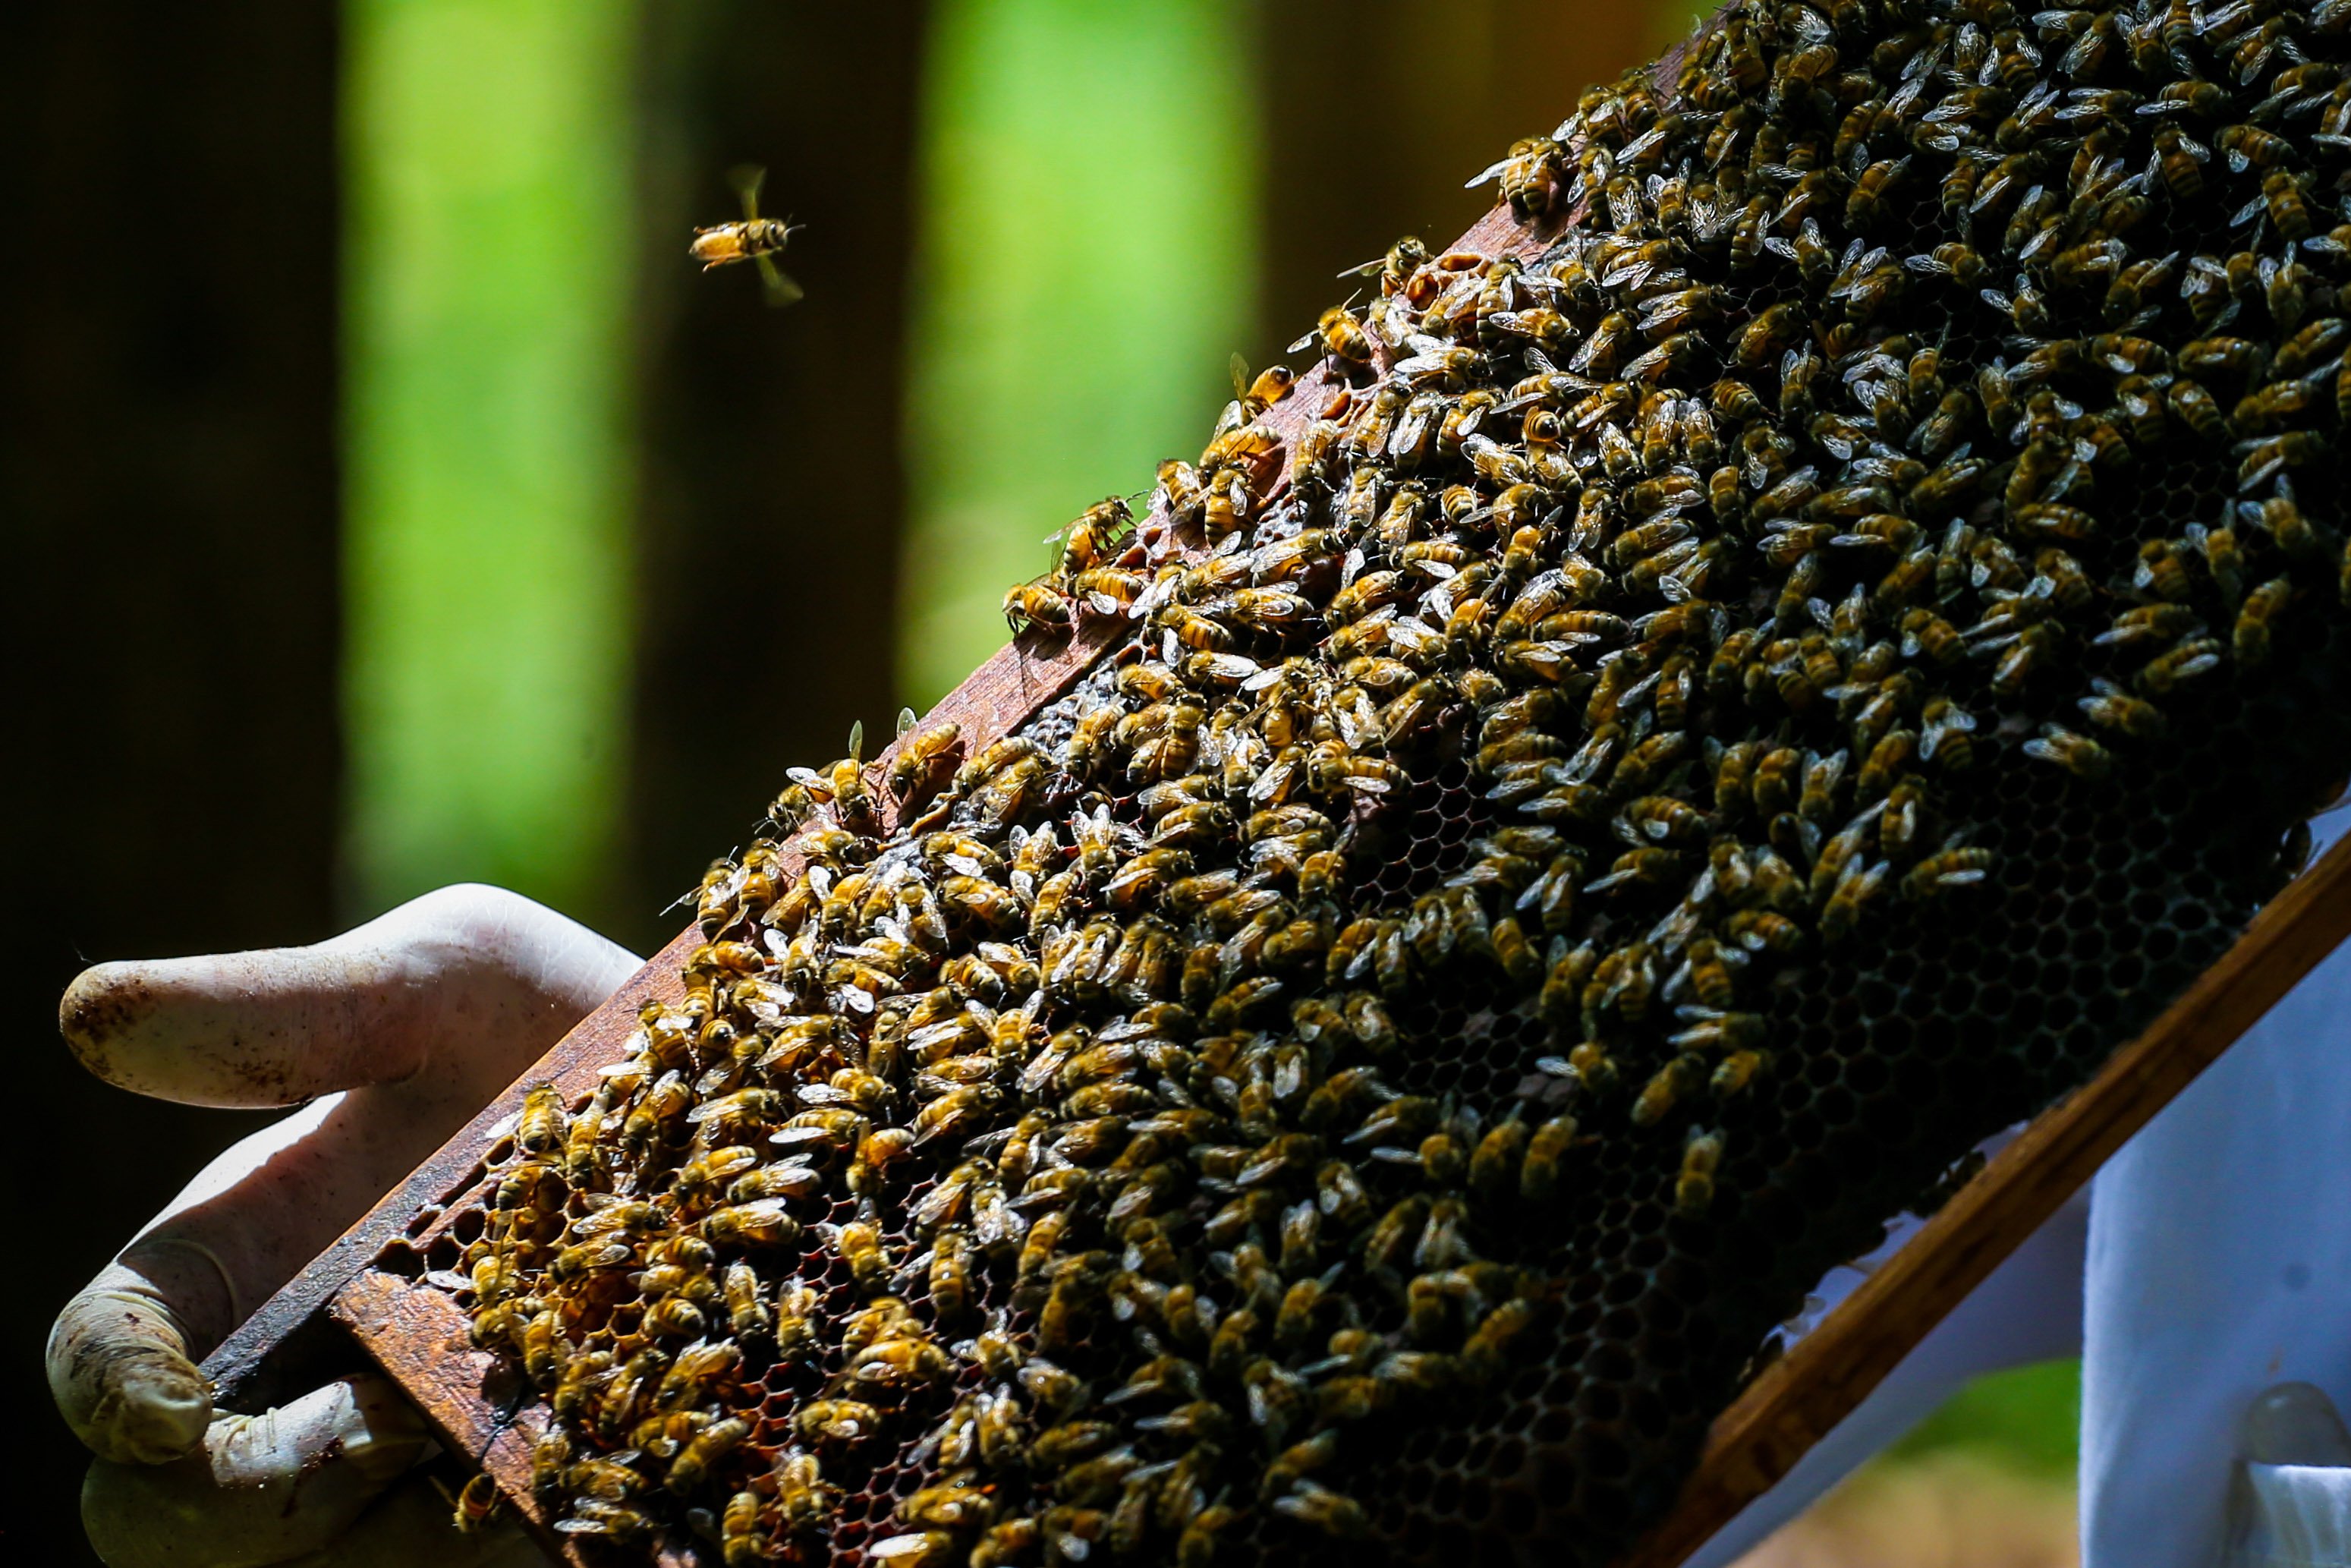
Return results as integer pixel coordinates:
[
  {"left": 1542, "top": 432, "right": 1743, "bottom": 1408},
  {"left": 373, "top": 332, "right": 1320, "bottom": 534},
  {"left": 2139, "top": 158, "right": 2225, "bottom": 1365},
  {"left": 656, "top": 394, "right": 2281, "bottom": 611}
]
[{"left": 9, "top": 3, "right": 2079, "bottom": 1562}]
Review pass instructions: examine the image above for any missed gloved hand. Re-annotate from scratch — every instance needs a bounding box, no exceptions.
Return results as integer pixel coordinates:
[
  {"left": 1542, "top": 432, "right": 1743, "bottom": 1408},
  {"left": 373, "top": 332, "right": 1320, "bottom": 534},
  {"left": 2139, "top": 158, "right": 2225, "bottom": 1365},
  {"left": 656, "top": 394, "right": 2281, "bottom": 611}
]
[{"left": 47, "top": 884, "right": 641, "bottom": 1568}]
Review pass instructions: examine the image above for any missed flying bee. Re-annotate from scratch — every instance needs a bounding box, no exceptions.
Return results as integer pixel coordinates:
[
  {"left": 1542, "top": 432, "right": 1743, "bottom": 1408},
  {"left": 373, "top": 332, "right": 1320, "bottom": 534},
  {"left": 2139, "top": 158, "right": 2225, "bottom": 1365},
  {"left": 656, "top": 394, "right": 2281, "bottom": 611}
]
[{"left": 688, "top": 165, "right": 803, "bottom": 304}]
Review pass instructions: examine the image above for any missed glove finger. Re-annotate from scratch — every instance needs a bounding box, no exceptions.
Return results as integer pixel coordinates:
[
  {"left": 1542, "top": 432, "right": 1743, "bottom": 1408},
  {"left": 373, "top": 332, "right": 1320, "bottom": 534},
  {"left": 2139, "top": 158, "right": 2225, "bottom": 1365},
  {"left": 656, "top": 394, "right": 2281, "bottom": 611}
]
[
  {"left": 53, "top": 1101, "right": 365, "bottom": 1459},
  {"left": 79, "top": 1374, "right": 432, "bottom": 1568},
  {"left": 53, "top": 890, "right": 637, "bottom": 1463},
  {"left": 59, "top": 883, "right": 639, "bottom": 1109},
  {"left": 47, "top": 1267, "right": 215, "bottom": 1465}
]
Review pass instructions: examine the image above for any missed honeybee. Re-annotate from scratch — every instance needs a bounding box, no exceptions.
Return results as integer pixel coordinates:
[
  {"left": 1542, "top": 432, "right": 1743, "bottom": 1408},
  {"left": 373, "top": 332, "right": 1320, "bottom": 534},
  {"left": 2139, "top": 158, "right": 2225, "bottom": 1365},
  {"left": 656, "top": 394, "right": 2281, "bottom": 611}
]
[
  {"left": 2235, "top": 577, "right": 2294, "bottom": 668},
  {"left": 664, "top": 1415, "right": 749, "bottom": 1496},
  {"left": 2138, "top": 638, "right": 2225, "bottom": 694},
  {"left": 722, "top": 1491, "right": 772, "bottom": 1566},
  {"left": 1736, "top": 302, "right": 1808, "bottom": 369},
  {"left": 1272, "top": 1480, "right": 1369, "bottom": 1540},
  {"left": 551, "top": 1348, "right": 615, "bottom": 1426},
  {"left": 1845, "top": 156, "right": 1908, "bottom": 228},
  {"left": 688, "top": 166, "right": 803, "bottom": 304},
  {"left": 449, "top": 1471, "right": 506, "bottom": 1533},
  {"left": 1341, "top": 234, "right": 1434, "bottom": 297},
  {"left": 1229, "top": 355, "right": 1298, "bottom": 426},
  {"left": 1631, "top": 1053, "right": 1707, "bottom": 1127},
  {"left": 714, "top": 1259, "right": 773, "bottom": 1344},
  {"left": 701, "top": 1198, "right": 801, "bottom": 1248},
  {"left": 515, "top": 1081, "right": 568, "bottom": 1160},
  {"left": 1676, "top": 1127, "right": 1724, "bottom": 1216},
  {"left": 2258, "top": 169, "right": 2315, "bottom": 241},
  {"left": 1468, "top": 135, "right": 1566, "bottom": 216},
  {"left": 1291, "top": 307, "right": 1376, "bottom": 373},
  {"left": 798, "top": 1398, "right": 886, "bottom": 1447},
  {"left": 1004, "top": 579, "right": 1075, "bottom": 635}
]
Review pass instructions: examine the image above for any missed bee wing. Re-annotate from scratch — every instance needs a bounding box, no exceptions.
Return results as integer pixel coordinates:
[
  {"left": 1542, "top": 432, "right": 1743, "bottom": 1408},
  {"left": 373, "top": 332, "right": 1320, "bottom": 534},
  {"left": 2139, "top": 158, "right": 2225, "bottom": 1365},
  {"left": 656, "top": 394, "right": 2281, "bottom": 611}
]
[
  {"left": 755, "top": 253, "right": 805, "bottom": 307},
  {"left": 1288, "top": 328, "right": 1319, "bottom": 353},
  {"left": 1465, "top": 156, "right": 1512, "bottom": 189},
  {"left": 1335, "top": 255, "right": 1386, "bottom": 279},
  {"left": 897, "top": 705, "right": 918, "bottom": 738},
  {"left": 1230, "top": 351, "right": 1251, "bottom": 401},
  {"left": 730, "top": 163, "right": 768, "bottom": 220}
]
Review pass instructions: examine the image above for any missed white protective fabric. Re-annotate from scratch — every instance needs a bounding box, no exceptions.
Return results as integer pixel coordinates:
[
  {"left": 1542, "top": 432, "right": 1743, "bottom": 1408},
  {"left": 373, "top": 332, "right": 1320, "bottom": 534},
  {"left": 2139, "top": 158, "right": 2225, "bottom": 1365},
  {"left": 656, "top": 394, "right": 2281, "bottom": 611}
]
[
  {"left": 2232, "top": 1464, "right": 2351, "bottom": 1568},
  {"left": 1688, "top": 804, "right": 2351, "bottom": 1567},
  {"left": 2081, "top": 806, "right": 2351, "bottom": 1568},
  {"left": 1682, "top": 1182, "right": 2088, "bottom": 1568}
]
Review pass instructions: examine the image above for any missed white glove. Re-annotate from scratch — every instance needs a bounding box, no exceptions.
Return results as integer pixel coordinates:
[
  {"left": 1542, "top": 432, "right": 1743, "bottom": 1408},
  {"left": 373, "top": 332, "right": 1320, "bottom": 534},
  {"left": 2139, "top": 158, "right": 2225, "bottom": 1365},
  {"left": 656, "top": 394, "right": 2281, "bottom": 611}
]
[{"left": 48, "top": 885, "right": 640, "bottom": 1568}]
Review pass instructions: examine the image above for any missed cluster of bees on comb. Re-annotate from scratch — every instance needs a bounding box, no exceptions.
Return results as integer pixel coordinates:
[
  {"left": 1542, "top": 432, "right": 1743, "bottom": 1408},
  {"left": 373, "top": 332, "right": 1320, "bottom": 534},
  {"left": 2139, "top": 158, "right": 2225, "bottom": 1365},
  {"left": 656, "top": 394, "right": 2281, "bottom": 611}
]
[{"left": 451, "top": 0, "right": 2351, "bottom": 1560}]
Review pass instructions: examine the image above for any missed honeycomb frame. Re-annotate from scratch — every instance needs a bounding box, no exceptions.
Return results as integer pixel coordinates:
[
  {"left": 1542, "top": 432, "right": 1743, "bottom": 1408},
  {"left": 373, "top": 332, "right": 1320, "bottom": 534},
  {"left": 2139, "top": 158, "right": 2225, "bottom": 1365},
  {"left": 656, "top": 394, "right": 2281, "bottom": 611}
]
[{"left": 213, "top": 1, "right": 2351, "bottom": 1562}]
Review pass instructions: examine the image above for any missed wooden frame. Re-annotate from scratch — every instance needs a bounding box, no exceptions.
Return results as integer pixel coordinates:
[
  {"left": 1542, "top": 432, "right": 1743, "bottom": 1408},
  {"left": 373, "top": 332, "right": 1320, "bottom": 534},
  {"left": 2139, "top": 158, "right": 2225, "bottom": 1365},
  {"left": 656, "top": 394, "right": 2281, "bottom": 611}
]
[
  {"left": 303, "top": 828, "right": 2351, "bottom": 1568},
  {"left": 194, "top": 17, "right": 2351, "bottom": 1562}
]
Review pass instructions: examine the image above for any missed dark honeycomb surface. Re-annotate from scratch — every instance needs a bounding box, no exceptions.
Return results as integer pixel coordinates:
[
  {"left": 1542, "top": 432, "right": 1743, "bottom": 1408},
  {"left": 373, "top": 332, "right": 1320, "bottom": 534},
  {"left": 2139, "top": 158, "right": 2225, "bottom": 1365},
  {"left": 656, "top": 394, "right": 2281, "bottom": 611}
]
[{"left": 391, "top": 0, "right": 2351, "bottom": 1563}]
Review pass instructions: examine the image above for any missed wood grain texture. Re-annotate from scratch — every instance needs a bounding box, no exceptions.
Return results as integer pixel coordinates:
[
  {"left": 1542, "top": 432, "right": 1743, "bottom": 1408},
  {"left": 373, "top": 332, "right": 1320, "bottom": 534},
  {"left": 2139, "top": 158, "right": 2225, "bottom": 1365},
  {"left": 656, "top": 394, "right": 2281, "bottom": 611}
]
[
  {"left": 331, "top": 1272, "right": 568, "bottom": 1552},
  {"left": 1619, "top": 828, "right": 2351, "bottom": 1568}
]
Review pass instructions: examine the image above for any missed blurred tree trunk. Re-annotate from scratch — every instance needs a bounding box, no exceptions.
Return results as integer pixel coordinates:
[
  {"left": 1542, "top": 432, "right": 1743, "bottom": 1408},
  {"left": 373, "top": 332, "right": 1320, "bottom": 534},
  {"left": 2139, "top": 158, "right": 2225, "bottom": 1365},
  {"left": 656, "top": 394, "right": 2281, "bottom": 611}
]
[
  {"left": 625, "top": 0, "right": 930, "bottom": 955},
  {"left": 0, "top": 5, "right": 341, "bottom": 1560},
  {"left": 1257, "top": 0, "right": 1657, "bottom": 349}
]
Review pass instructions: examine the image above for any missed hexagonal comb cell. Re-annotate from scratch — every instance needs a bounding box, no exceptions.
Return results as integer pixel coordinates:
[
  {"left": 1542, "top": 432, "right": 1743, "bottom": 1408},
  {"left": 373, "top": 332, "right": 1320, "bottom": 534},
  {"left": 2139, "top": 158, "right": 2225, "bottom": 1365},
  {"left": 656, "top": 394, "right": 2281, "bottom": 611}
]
[{"left": 401, "top": 0, "right": 2351, "bottom": 1562}]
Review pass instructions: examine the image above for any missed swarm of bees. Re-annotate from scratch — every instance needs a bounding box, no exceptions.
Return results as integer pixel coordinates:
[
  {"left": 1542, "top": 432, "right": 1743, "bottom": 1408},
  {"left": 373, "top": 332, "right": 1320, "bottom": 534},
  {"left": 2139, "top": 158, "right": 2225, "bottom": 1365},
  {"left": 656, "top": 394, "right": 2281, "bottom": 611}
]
[{"left": 453, "top": 0, "right": 2351, "bottom": 1561}]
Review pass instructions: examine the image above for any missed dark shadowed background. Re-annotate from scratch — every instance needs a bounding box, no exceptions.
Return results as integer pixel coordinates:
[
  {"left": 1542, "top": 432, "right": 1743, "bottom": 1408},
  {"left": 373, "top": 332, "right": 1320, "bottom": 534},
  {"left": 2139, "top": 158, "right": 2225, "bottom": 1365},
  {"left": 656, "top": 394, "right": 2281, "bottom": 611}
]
[{"left": 2, "top": 3, "right": 2078, "bottom": 1563}]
